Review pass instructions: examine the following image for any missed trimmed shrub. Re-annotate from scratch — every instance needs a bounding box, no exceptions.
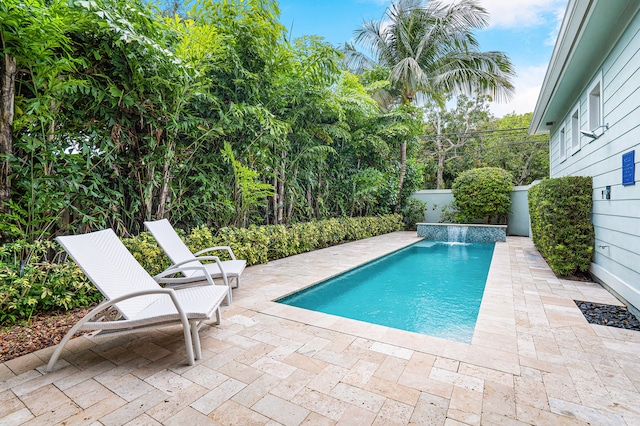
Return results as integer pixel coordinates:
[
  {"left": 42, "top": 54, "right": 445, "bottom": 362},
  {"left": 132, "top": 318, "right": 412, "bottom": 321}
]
[
  {"left": 0, "top": 215, "right": 403, "bottom": 325},
  {"left": 452, "top": 167, "right": 513, "bottom": 224},
  {"left": 528, "top": 176, "right": 594, "bottom": 276}
]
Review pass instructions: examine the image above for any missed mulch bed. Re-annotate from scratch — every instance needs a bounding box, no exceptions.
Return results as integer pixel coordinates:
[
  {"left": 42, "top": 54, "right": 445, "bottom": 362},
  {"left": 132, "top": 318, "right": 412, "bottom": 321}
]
[
  {"left": 0, "top": 307, "right": 94, "bottom": 363},
  {"left": 574, "top": 300, "right": 640, "bottom": 331}
]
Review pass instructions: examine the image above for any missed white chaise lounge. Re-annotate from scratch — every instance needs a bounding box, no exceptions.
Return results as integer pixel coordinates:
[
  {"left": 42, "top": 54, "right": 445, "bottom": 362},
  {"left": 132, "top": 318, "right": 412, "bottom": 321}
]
[
  {"left": 144, "top": 219, "right": 246, "bottom": 297},
  {"left": 47, "top": 228, "right": 230, "bottom": 372}
]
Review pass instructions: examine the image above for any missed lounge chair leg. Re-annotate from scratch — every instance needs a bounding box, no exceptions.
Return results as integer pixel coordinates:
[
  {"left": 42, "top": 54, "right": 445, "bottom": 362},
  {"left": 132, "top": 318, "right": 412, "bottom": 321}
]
[
  {"left": 47, "top": 330, "right": 73, "bottom": 372},
  {"left": 235, "top": 276, "right": 240, "bottom": 289},
  {"left": 183, "top": 322, "right": 195, "bottom": 366},
  {"left": 191, "top": 320, "right": 202, "bottom": 360},
  {"left": 225, "top": 286, "right": 232, "bottom": 305}
]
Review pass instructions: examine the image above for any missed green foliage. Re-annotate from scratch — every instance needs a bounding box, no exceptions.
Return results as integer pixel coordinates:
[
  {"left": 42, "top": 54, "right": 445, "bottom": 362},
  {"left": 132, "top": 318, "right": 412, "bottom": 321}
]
[
  {"left": 439, "top": 202, "right": 460, "bottom": 224},
  {"left": 401, "top": 198, "right": 427, "bottom": 230},
  {"left": 421, "top": 95, "right": 494, "bottom": 189},
  {"left": 0, "top": 215, "right": 403, "bottom": 325},
  {"left": 0, "top": 240, "right": 101, "bottom": 325},
  {"left": 1, "top": 0, "right": 416, "bottom": 242},
  {"left": 221, "top": 142, "right": 275, "bottom": 227},
  {"left": 528, "top": 177, "right": 594, "bottom": 276},
  {"left": 345, "top": 0, "right": 515, "bottom": 108},
  {"left": 420, "top": 102, "right": 549, "bottom": 190},
  {"left": 452, "top": 167, "right": 513, "bottom": 224},
  {"left": 478, "top": 112, "right": 549, "bottom": 185},
  {"left": 122, "top": 232, "right": 171, "bottom": 277},
  {"left": 214, "top": 215, "right": 404, "bottom": 266}
]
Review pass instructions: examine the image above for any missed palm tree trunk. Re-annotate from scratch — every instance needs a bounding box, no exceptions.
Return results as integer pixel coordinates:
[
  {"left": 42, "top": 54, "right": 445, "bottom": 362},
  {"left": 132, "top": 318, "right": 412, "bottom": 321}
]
[{"left": 0, "top": 54, "right": 16, "bottom": 217}]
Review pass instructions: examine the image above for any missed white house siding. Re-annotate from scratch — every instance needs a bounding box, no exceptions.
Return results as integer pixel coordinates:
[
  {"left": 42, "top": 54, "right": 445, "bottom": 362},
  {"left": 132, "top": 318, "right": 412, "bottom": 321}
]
[{"left": 548, "top": 8, "right": 640, "bottom": 310}]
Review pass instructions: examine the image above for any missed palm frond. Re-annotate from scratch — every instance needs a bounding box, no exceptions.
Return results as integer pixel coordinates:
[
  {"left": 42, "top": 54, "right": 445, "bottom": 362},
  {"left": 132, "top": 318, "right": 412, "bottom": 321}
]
[{"left": 346, "top": 0, "right": 515, "bottom": 106}]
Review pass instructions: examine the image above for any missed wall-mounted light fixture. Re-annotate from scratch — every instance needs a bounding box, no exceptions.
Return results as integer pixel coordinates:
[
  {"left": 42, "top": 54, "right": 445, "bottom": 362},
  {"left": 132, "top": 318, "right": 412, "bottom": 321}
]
[{"left": 580, "top": 123, "right": 609, "bottom": 140}]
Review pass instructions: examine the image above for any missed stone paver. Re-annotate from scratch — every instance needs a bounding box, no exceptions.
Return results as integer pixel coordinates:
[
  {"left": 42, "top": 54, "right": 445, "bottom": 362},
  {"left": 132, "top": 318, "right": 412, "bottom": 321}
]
[{"left": 2, "top": 233, "right": 640, "bottom": 425}]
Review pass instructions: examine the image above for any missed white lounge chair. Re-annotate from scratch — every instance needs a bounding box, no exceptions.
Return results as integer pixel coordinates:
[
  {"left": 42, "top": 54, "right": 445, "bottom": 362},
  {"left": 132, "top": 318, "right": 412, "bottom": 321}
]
[
  {"left": 144, "top": 219, "right": 246, "bottom": 296},
  {"left": 47, "top": 228, "right": 230, "bottom": 372}
]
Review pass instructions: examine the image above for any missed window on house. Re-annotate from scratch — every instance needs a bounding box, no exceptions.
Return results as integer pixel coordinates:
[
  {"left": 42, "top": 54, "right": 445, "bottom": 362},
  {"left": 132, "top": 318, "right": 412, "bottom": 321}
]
[
  {"left": 559, "top": 127, "right": 566, "bottom": 161},
  {"left": 589, "top": 80, "right": 601, "bottom": 131},
  {"left": 571, "top": 108, "right": 579, "bottom": 152}
]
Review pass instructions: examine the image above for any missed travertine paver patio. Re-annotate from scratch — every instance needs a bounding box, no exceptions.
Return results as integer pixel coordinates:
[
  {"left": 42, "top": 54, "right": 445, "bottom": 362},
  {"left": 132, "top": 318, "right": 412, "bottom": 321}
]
[{"left": 2, "top": 233, "right": 640, "bottom": 425}]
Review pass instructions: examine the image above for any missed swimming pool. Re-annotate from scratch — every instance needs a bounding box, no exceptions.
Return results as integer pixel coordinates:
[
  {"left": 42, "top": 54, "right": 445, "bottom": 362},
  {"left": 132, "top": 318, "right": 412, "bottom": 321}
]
[{"left": 277, "top": 240, "right": 495, "bottom": 343}]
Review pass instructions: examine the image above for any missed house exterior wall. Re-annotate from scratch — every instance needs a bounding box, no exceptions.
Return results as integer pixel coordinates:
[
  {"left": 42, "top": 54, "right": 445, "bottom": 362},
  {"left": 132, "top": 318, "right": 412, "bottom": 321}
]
[{"left": 548, "top": 8, "right": 640, "bottom": 310}]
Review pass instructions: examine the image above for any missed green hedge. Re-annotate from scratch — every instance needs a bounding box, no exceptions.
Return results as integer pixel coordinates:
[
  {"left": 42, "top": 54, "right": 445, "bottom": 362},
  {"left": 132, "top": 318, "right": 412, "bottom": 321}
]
[
  {"left": 1, "top": 214, "right": 403, "bottom": 325},
  {"left": 452, "top": 167, "right": 513, "bottom": 224},
  {"left": 528, "top": 177, "right": 594, "bottom": 276}
]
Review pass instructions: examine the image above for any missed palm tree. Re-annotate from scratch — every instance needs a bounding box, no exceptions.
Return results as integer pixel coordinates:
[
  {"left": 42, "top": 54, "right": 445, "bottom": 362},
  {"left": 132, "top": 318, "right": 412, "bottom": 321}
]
[{"left": 344, "top": 0, "right": 515, "bottom": 199}]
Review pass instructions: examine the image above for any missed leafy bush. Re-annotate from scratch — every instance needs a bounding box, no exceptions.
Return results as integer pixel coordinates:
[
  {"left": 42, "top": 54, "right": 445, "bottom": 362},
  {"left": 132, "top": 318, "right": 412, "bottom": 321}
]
[
  {"left": 122, "top": 232, "right": 171, "bottom": 276},
  {"left": 439, "top": 202, "right": 460, "bottom": 224},
  {"left": 0, "top": 240, "right": 101, "bottom": 325},
  {"left": 401, "top": 198, "right": 427, "bottom": 230},
  {"left": 528, "top": 176, "right": 594, "bottom": 276},
  {"left": 452, "top": 167, "right": 513, "bottom": 223}
]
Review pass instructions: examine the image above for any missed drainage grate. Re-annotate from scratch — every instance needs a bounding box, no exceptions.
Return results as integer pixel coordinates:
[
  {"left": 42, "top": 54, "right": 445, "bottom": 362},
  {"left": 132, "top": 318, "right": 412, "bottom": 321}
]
[{"left": 574, "top": 300, "right": 640, "bottom": 331}]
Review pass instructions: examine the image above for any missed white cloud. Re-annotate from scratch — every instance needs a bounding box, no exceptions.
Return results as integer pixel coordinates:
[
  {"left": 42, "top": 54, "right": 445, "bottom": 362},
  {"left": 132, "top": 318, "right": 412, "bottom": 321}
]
[
  {"left": 545, "top": 5, "right": 566, "bottom": 45},
  {"left": 437, "top": 0, "right": 566, "bottom": 30},
  {"left": 489, "top": 64, "right": 548, "bottom": 117},
  {"left": 479, "top": 0, "right": 565, "bottom": 29}
]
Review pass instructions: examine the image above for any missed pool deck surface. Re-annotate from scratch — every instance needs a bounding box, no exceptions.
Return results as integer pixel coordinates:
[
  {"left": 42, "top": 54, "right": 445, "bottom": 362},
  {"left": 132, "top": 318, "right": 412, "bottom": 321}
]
[{"left": 2, "top": 233, "right": 640, "bottom": 425}]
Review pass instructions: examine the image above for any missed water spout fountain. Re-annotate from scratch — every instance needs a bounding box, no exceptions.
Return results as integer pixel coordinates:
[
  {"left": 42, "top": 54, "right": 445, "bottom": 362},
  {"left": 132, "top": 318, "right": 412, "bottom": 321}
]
[{"left": 447, "top": 226, "right": 468, "bottom": 243}]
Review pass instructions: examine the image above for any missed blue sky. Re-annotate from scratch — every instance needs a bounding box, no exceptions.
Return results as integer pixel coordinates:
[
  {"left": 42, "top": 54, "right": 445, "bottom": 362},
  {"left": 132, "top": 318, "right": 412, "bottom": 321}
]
[{"left": 277, "top": 0, "right": 569, "bottom": 117}]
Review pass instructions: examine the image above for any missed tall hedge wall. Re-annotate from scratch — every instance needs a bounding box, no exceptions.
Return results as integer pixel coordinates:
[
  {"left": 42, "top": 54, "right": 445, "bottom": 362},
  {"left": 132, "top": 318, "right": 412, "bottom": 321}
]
[{"left": 528, "top": 177, "right": 594, "bottom": 276}]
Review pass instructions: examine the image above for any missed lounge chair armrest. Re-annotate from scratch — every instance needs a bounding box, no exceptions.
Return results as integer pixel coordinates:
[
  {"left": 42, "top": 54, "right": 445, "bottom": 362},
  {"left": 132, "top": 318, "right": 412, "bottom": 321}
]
[
  {"left": 95, "top": 288, "right": 187, "bottom": 318},
  {"left": 156, "top": 258, "right": 230, "bottom": 287},
  {"left": 162, "top": 256, "right": 221, "bottom": 270},
  {"left": 194, "top": 246, "right": 237, "bottom": 260}
]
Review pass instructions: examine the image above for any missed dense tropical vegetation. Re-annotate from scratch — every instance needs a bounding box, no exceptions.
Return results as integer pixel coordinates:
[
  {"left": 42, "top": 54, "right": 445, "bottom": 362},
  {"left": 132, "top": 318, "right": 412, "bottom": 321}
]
[
  {"left": 0, "top": 0, "right": 550, "bottom": 324},
  {"left": 344, "top": 0, "right": 517, "bottom": 197},
  {"left": 0, "top": 0, "right": 543, "bottom": 247},
  {"left": 0, "top": 0, "right": 417, "bottom": 245},
  {"left": 420, "top": 98, "right": 549, "bottom": 189}
]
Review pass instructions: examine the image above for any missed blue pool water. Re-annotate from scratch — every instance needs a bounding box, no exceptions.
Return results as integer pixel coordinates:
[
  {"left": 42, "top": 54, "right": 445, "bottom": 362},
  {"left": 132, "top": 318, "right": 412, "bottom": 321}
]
[{"left": 277, "top": 240, "right": 495, "bottom": 343}]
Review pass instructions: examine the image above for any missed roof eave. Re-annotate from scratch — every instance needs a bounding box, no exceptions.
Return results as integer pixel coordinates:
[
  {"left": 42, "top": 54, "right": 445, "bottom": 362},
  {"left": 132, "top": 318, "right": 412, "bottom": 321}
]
[{"left": 529, "top": 0, "right": 592, "bottom": 135}]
